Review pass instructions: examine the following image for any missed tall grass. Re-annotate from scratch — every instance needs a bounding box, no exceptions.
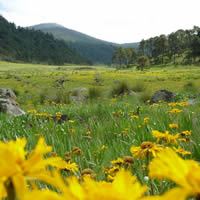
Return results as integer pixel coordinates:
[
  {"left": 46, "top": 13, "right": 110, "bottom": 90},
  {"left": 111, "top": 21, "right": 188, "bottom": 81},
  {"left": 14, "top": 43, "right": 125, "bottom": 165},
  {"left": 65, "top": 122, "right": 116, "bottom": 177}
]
[
  {"left": 1, "top": 97, "right": 199, "bottom": 178},
  {"left": 110, "top": 81, "right": 131, "bottom": 97}
]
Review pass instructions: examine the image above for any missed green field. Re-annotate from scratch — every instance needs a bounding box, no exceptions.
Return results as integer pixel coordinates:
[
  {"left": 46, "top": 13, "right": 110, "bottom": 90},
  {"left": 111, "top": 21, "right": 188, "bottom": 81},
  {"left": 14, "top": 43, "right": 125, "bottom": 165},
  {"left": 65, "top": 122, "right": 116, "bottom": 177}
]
[
  {"left": 0, "top": 61, "right": 200, "bottom": 107},
  {"left": 1, "top": 61, "right": 200, "bottom": 198}
]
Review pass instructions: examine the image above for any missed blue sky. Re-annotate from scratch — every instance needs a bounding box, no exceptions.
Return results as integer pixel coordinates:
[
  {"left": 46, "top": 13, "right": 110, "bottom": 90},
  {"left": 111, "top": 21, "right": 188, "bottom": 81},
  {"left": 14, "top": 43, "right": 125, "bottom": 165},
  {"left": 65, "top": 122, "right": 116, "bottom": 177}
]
[{"left": 0, "top": 0, "right": 200, "bottom": 43}]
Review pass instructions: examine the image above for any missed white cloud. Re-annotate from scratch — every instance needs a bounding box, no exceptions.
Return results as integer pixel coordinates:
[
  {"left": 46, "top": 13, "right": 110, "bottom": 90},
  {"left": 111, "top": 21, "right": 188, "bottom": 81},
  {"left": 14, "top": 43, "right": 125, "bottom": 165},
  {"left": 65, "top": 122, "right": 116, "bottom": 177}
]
[{"left": 0, "top": 0, "right": 200, "bottom": 43}]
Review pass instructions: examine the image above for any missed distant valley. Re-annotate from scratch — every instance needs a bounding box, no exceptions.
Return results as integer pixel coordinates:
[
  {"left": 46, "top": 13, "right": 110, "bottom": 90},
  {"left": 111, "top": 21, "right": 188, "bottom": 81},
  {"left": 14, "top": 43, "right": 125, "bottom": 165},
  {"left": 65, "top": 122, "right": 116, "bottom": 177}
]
[{"left": 30, "top": 23, "right": 139, "bottom": 64}]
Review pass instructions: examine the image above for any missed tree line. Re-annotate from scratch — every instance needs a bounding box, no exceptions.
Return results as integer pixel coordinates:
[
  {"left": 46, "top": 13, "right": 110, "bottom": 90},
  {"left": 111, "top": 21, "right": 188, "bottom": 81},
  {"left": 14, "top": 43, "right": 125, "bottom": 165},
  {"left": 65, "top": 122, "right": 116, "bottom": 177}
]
[
  {"left": 0, "top": 16, "right": 90, "bottom": 65},
  {"left": 112, "top": 26, "right": 200, "bottom": 69}
]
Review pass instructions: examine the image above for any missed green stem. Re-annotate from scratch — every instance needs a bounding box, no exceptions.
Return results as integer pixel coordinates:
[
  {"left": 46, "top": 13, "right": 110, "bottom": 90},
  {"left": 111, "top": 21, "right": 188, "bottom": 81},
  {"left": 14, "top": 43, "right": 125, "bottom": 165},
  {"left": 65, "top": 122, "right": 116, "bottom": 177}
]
[
  {"left": 5, "top": 179, "right": 16, "bottom": 200},
  {"left": 146, "top": 152, "right": 154, "bottom": 195}
]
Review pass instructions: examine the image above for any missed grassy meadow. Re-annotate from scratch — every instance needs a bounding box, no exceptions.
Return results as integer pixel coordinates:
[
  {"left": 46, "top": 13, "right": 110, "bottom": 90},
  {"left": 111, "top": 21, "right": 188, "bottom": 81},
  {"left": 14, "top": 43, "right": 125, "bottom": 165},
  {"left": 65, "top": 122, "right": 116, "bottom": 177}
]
[
  {"left": 1, "top": 61, "right": 200, "bottom": 106},
  {"left": 1, "top": 61, "right": 200, "bottom": 199}
]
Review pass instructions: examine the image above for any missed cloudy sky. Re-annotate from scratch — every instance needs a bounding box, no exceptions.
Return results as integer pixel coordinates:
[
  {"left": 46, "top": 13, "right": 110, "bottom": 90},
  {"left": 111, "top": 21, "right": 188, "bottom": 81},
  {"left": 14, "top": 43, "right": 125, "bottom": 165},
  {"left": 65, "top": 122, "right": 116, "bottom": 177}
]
[{"left": 0, "top": 0, "right": 199, "bottom": 43}]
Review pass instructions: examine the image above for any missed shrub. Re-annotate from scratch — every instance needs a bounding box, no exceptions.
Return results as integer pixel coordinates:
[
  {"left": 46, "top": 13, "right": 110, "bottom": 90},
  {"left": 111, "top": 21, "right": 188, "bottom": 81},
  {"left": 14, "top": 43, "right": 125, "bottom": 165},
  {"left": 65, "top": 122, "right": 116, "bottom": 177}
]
[
  {"left": 53, "top": 89, "right": 71, "bottom": 104},
  {"left": 88, "top": 87, "right": 102, "bottom": 100},
  {"left": 132, "top": 81, "right": 146, "bottom": 92},
  {"left": 39, "top": 89, "right": 71, "bottom": 105},
  {"left": 111, "top": 81, "right": 131, "bottom": 97},
  {"left": 137, "top": 56, "right": 150, "bottom": 71}
]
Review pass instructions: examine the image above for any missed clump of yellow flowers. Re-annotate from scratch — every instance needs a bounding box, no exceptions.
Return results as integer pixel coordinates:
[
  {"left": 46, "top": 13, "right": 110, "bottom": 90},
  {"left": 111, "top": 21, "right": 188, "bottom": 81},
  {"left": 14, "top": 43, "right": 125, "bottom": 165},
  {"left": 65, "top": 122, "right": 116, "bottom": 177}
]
[
  {"left": 0, "top": 137, "right": 199, "bottom": 200},
  {"left": 0, "top": 137, "right": 78, "bottom": 199}
]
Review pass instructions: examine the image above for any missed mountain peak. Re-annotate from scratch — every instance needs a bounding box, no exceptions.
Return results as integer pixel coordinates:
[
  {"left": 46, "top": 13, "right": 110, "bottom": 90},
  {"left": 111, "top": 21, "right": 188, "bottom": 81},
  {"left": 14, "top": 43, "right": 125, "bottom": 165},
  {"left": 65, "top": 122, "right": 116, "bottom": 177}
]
[{"left": 30, "top": 23, "right": 65, "bottom": 29}]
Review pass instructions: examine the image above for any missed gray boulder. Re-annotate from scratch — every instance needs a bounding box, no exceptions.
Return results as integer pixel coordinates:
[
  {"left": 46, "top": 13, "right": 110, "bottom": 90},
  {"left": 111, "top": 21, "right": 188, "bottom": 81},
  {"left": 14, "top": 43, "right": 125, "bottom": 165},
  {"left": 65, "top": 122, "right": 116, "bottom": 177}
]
[
  {"left": 0, "top": 88, "right": 16, "bottom": 99},
  {"left": 0, "top": 88, "right": 25, "bottom": 116},
  {"left": 150, "top": 89, "right": 175, "bottom": 103}
]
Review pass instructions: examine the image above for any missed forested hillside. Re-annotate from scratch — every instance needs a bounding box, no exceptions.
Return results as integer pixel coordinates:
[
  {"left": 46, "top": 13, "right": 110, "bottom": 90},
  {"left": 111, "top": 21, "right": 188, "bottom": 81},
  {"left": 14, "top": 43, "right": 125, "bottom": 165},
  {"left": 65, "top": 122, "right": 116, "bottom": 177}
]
[
  {"left": 0, "top": 16, "right": 90, "bottom": 65},
  {"left": 31, "top": 23, "right": 117, "bottom": 64}
]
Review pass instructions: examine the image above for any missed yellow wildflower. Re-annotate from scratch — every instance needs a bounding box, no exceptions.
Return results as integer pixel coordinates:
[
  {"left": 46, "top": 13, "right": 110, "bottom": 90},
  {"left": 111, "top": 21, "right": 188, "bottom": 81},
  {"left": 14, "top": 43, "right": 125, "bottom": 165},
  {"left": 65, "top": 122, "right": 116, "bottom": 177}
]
[
  {"left": 23, "top": 190, "right": 63, "bottom": 200},
  {"left": 104, "top": 169, "right": 147, "bottom": 200},
  {"left": 105, "top": 165, "right": 120, "bottom": 177},
  {"left": 168, "top": 108, "right": 182, "bottom": 114},
  {"left": 107, "top": 174, "right": 115, "bottom": 182},
  {"left": 173, "top": 147, "right": 191, "bottom": 156},
  {"left": 168, "top": 101, "right": 189, "bottom": 107},
  {"left": 123, "top": 156, "right": 134, "bottom": 165},
  {"left": 130, "top": 115, "right": 139, "bottom": 120},
  {"left": 129, "top": 112, "right": 139, "bottom": 120},
  {"left": 168, "top": 102, "right": 177, "bottom": 107},
  {"left": 180, "top": 130, "right": 192, "bottom": 137},
  {"left": 56, "top": 112, "right": 62, "bottom": 120},
  {"left": 65, "top": 162, "right": 79, "bottom": 173},
  {"left": 149, "top": 148, "right": 200, "bottom": 199},
  {"left": 144, "top": 117, "right": 149, "bottom": 124},
  {"left": 111, "top": 158, "right": 124, "bottom": 166},
  {"left": 169, "top": 123, "right": 179, "bottom": 129},
  {"left": 0, "top": 137, "right": 74, "bottom": 199},
  {"left": 178, "top": 130, "right": 192, "bottom": 142},
  {"left": 81, "top": 168, "right": 96, "bottom": 179},
  {"left": 59, "top": 169, "right": 147, "bottom": 200},
  {"left": 152, "top": 130, "right": 179, "bottom": 144},
  {"left": 0, "top": 178, "right": 6, "bottom": 199},
  {"left": 27, "top": 109, "right": 37, "bottom": 114},
  {"left": 71, "top": 146, "right": 82, "bottom": 155},
  {"left": 143, "top": 188, "right": 189, "bottom": 200},
  {"left": 130, "top": 141, "right": 164, "bottom": 158},
  {"left": 178, "top": 102, "right": 189, "bottom": 107},
  {"left": 26, "top": 169, "right": 147, "bottom": 200}
]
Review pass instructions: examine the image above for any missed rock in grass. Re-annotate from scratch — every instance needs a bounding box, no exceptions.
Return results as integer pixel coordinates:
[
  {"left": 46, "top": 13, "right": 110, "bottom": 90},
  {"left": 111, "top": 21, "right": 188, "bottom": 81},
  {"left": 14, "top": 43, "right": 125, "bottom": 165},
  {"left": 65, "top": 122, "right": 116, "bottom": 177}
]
[
  {"left": 0, "top": 88, "right": 25, "bottom": 116},
  {"left": 150, "top": 89, "right": 175, "bottom": 103},
  {"left": 0, "top": 88, "right": 17, "bottom": 99}
]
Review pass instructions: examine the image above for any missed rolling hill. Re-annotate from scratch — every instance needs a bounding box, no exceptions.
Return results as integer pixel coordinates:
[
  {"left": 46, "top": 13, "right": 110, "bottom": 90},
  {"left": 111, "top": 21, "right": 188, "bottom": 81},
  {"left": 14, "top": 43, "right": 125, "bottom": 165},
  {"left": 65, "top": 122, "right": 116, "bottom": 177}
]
[
  {"left": 31, "top": 23, "right": 114, "bottom": 44},
  {"left": 30, "top": 23, "right": 138, "bottom": 64}
]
